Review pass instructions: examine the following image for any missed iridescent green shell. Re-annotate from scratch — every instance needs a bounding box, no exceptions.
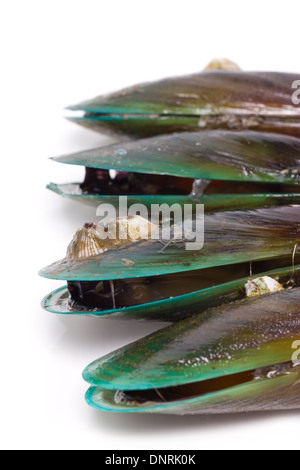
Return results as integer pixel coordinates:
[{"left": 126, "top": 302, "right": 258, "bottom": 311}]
[
  {"left": 39, "top": 205, "right": 300, "bottom": 281},
  {"left": 42, "top": 263, "right": 300, "bottom": 322},
  {"left": 67, "top": 71, "right": 300, "bottom": 138},
  {"left": 53, "top": 131, "right": 300, "bottom": 185},
  {"left": 49, "top": 131, "right": 300, "bottom": 211},
  {"left": 83, "top": 287, "right": 300, "bottom": 414},
  {"left": 47, "top": 184, "right": 300, "bottom": 211}
]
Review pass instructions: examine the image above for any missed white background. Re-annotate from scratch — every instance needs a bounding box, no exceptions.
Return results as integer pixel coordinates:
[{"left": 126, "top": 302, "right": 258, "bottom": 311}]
[{"left": 1, "top": 0, "right": 299, "bottom": 450}]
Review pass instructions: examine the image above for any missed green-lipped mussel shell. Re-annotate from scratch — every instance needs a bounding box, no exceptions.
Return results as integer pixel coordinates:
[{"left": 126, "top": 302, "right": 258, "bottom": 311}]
[
  {"left": 83, "top": 287, "right": 300, "bottom": 414},
  {"left": 39, "top": 205, "right": 300, "bottom": 281},
  {"left": 86, "top": 366, "right": 300, "bottom": 414},
  {"left": 67, "top": 71, "right": 300, "bottom": 138},
  {"left": 52, "top": 131, "right": 300, "bottom": 185},
  {"left": 41, "top": 263, "right": 300, "bottom": 321}
]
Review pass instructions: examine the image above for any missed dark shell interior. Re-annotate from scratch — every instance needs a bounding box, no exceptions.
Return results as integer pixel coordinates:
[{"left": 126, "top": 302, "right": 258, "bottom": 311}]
[{"left": 67, "top": 256, "right": 300, "bottom": 312}]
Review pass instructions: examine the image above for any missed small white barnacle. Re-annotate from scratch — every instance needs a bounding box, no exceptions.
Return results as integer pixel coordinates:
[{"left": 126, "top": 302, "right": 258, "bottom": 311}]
[
  {"left": 96, "top": 216, "right": 158, "bottom": 242},
  {"left": 66, "top": 223, "right": 107, "bottom": 260},
  {"left": 66, "top": 217, "right": 159, "bottom": 260},
  {"left": 245, "top": 276, "right": 284, "bottom": 298},
  {"left": 119, "top": 215, "right": 159, "bottom": 241},
  {"left": 204, "top": 59, "right": 241, "bottom": 71}
]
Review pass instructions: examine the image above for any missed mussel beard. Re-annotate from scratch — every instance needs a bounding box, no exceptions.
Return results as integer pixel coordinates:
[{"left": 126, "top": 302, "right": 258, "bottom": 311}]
[{"left": 113, "top": 361, "right": 300, "bottom": 406}]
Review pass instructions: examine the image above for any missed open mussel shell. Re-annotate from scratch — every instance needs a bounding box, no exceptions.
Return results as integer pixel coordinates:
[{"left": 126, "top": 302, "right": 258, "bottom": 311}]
[
  {"left": 53, "top": 131, "right": 300, "bottom": 185},
  {"left": 49, "top": 130, "right": 300, "bottom": 208},
  {"left": 39, "top": 205, "right": 300, "bottom": 281},
  {"left": 83, "top": 287, "right": 300, "bottom": 414},
  {"left": 67, "top": 71, "right": 300, "bottom": 138},
  {"left": 41, "top": 262, "right": 300, "bottom": 322}
]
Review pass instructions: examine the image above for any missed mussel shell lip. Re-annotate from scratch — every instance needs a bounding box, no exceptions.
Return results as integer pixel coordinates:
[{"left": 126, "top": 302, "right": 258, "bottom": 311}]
[
  {"left": 85, "top": 368, "right": 300, "bottom": 414},
  {"left": 41, "top": 264, "right": 300, "bottom": 320},
  {"left": 67, "top": 115, "right": 300, "bottom": 140},
  {"left": 39, "top": 280, "right": 243, "bottom": 317},
  {"left": 66, "top": 115, "right": 205, "bottom": 139},
  {"left": 47, "top": 184, "right": 300, "bottom": 214},
  {"left": 51, "top": 130, "right": 300, "bottom": 185},
  {"left": 82, "top": 287, "right": 300, "bottom": 391},
  {"left": 41, "top": 284, "right": 174, "bottom": 318},
  {"left": 47, "top": 184, "right": 300, "bottom": 205},
  {"left": 47, "top": 182, "right": 195, "bottom": 205},
  {"left": 39, "top": 251, "right": 292, "bottom": 282}
]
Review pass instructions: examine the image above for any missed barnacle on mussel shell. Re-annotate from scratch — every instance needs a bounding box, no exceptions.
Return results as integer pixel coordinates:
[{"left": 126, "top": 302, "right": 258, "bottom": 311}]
[
  {"left": 204, "top": 59, "right": 241, "bottom": 71},
  {"left": 49, "top": 130, "right": 300, "bottom": 209},
  {"left": 83, "top": 287, "right": 300, "bottom": 414},
  {"left": 40, "top": 206, "right": 300, "bottom": 321},
  {"left": 66, "top": 216, "right": 158, "bottom": 260},
  {"left": 66, "top": 67, "right": 300, "bottom": 138},
  {"left": 245, "top": 275, "right": 284, "bottom": 297}
]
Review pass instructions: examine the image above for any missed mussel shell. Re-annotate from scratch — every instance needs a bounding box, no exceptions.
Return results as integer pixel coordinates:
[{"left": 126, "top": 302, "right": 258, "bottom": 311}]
[
  {"left": 39, "top": 205, "right": 300, "bottom": 281},
  {"left": 83, "top": 287, "right": 300, "bottom": 413},
  {"left": 83, "top": 287, "right": 300, "bottom": 389},
  {"left": 67, "top": 71, "right": 300, "bottom": 138},
  {"left": 42, "top": 264, "right": 300, "bottom": 322},
  {"left": 85, "top": 368, "right": 300, "bottom": 414},
  {"left": 52, "top": 131, "right": 300, "bottom": 185}
]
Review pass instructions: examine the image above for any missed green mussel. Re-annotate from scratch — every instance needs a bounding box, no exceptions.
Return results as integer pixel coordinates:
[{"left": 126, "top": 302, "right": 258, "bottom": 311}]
[
  {"left": 42, "top": 262, "right": 300, "bottom": 322},
  {"left": 40, "top": 205, "right": 300, "bottom": 321},
  {"left": 83, "top": 286, "right": 300, "bottom": 414},
  {"left": 67, "top": 70, "right": 300, "bottom": 139},
  {"left": 49, "top": 130, "right": 300, "bottom": 209},
  {"left": 40, "top": 205, "right": 300, "bottom": 280},
  {"left": 41, "top": 60, "right": 300, "bottom": 416}
]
